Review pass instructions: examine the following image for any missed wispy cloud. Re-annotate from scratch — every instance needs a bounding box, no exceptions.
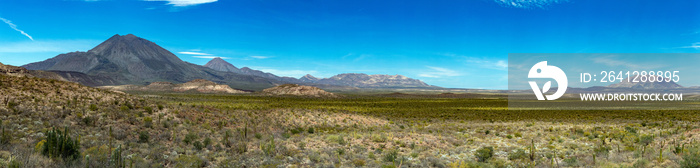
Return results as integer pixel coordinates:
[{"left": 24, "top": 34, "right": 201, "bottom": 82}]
[
  {"left": 249, "top": 56, "right": 270, "bottom": 59},
  {"left": 178, "top": 51, "right": 212, "bottom": 55},
  {"left": 465, "top": 57, "right": 508, "bottom": 70},
  {"left": 418, "top": 66, "right": 461, "bottom": 78},
  {"left": 145, "top": 0, "right": 217, "bottom": 7},
  {"left": 0, "top": 17, "right": 34, "bottom": 41},
  {"left": 494, "top": 0, "right": 570, "bottom": 9},
  {"left": 178, "top": 50, "right": 228, "bottom": 59},
  {"left": 678, "top": 42, "right": 700, "bottom": 49},
  {"left": 192, "top": 56, "right": 229, "bottom": 59}
]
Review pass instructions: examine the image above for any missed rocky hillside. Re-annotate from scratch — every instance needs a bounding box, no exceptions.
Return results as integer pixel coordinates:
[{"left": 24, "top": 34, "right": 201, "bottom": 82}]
[
  {"left": 101, "top": 79, "right": 247, "bottom": 94},
  {"left": 301, "top": 73, "right": 432, "bottom": 88},
  {"left": 262, "top": 84, "right": 336, "bottom": 97}
]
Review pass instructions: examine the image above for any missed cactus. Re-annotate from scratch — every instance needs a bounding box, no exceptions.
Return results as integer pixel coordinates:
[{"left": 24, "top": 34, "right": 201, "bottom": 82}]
[
  {"left": 530, "top": 139, "right": 536, "bottom": 161},
  {"left": 111, "top": 145, "right": 125, "bottom": 168},
  {"left": 41, "top": 127, "right": 80, "bottom": 161}
]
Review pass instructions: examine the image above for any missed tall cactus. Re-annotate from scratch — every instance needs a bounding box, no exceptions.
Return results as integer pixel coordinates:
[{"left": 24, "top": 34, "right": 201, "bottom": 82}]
[{"left": 41, "top": 127, "right": 80, "bottom": 161}]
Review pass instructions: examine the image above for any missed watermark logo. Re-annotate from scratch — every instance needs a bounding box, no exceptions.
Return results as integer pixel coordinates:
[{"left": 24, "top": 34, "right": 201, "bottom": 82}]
[{"left": 528, "top": 61, "right": 567, "bottom": 100}]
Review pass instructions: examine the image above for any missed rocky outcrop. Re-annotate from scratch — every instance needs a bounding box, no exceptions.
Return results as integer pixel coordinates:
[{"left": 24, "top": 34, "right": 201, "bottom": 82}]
[
  {"left": 262, "top": 84, "right": 336, "bottom": 97},
  {"left": 101, "top": 79, "right": 247, "bottom": 94}
]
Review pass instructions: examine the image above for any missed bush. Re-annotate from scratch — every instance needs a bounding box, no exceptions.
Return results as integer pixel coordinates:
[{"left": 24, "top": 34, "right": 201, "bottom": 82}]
[
  {"left": 681, "top": 146, "right": 700, "bottom": 168},
  {"left": 508, "top": 148, "right": 528, "bottom": 161},
  {"left": 174, "top": 155, "right": 205, "bottom": 168},
  {"left": 139, "top": 131, "right": 149, "bottom": 143},
  {"left": 383, "top": 150, "right": 398, "bottom": 163},
  {"left": 143, "top": 117, "right": 153, "bottom": 128},
  {"left": 40, "top": 127, "right": 81, "bottom": 161},
  {"left": 203, "top": 137, "right": 212, "bottom": 147},
  {"left": 89, "top": 104, "right": 98, "bottom": 111},
  {"left": 183, "top": 133, "right": 198, "bottom": 145},
  {"left": 144, "top": 106, "right": 153, "bottom": 114},
  {"left": 638, "top": 134, "right": 653, "bottom": 146},
  {"left": 353, "top": 158, "right": 366, "bottom": 167},
  {"left": 193, "top": 141, "right": 203, "bottom": 151},
  {"left": 307, "top": 127, "right": 315, "bottom": 134},
  {"left": 563, "top": 157, "right": 578, "bottom": 167},
  {"left": 475, "top": 146, "right": 494, "bottom": 162}
]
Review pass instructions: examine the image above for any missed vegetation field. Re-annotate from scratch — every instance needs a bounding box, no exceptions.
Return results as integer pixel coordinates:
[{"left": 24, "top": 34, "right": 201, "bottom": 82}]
[{"left": 2, "top": 74, "right": 700, "bottom": 168}]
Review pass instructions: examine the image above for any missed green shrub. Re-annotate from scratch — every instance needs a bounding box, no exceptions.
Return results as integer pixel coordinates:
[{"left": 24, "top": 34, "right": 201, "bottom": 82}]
[
  {"left": 193, "top": 141, "right": 203, "bottom": 151},
  {"left": 183, "top": 133, "right": 198, "bottom": 145},
  {"left": 174, "top": 155, "right": 204, "bottom": 168},
  {"left": 139, "top": 131, "right": 149, "bottom": 143},
  {"left": 475, "top": 146, "right": 494, "bottom": 162},
  {"left": 563, "top": 157, "right": 578, "bottom": 167},
  {"left": 638, "top": 134, "right": 653, "bottom": 146},
  {"left": 143, "top": 117, "right": 153, "bottom": 128},
  {"left": 508, "top": 148, "right": 528, "bottom": 161},
  {"left": 353, "top": 158, "right": 366, "bottom": 167},
  {"left": 144, "top": 106, "right": 153, "bottom": 114},
  {"left": 89, "top": 104, "right": 98, "bottom": 111},
  {"left": 40, "top": 127, "right": 81, "bottom": 161},
  {"left": 203, "top": 137, "right": 212, "bottom": 147},
  {"left": 307, "top": 127, "right": 315, "bottom": 134},
  {"left": 383, "top": 150, "right": 398, "bottom": 163},
  {"left": 681, "top": 146, "right": 700, "bottom": 168}
]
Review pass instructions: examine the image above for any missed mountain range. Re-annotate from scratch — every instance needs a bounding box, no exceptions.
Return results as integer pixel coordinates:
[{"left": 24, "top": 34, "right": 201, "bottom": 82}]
[{"left": 22, "top": 34, "right": 435, "bottom": 91}]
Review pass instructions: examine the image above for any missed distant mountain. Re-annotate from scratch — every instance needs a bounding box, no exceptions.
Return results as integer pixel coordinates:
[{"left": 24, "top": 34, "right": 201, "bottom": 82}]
[
  {"left": 299, "top": 74, "right": 319, "bottom": 83},
  {"left": 608, "top": 75, "right": 682, "bottom": 89},
  {"left": 203, "top": 57, "right": 299, "bottom": 83},
  {"left": 204, "top": 57, "right": 238, "bottom": 72},
  {"left": 304, "top": 73, "right": 433, "bottom": 88},
  {"left": 23, "top": 34, "right": 282, "bottom": 90}
]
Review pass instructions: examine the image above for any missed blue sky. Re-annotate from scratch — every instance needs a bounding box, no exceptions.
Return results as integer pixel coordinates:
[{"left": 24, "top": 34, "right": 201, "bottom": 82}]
[{"left": 0, "top": 0, "right": 698, "bottom": 89}]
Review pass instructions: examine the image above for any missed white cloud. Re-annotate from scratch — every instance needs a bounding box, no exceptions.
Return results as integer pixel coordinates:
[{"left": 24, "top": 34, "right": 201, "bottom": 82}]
[
  {"left": 494, "top": 0, "right": 570, "bottom": 9},
  {"left": 192, "top": 56, "right": 229, "bottom": 59},
  {"left": 679, "top": 42, "right": 700, "bottom": 49},
  {"left": 418, "top": 66, "right": 460, "bottom": 78},
  {"left": 0, "top": 40, "right": 100, "bottom": 53},
  {"left": 465, "top": 57, "right": 508, "bottom": 70},
  {"left": 145, "top": 0, "right": 217, "bottom": 7},
  {"left": 250, "top": 56, "right": 270, "bottom": 59},
  {"left": 0, "top": 17, "right": 34, "bottom": 41},
  {"left": 178, "top": 51, "right": 212, "bottom": 55}
]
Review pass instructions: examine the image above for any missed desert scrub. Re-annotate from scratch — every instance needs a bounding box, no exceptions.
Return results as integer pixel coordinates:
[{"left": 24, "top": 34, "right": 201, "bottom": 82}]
[
  {"left": 139, "top": 131, "right": 149, "bottom": 143},
  {"left": 326, "top": 135, "right": 346, "bottom": 145},
  {"left": 475, "top": 146, "right": 494, "bottom": 162},
  {"left": 144, "top": 117, "right": 153, "bottom": 128}
]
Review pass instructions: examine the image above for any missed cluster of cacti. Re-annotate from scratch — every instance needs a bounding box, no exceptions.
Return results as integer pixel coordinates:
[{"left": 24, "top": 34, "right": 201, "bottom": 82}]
[
  {"left": 110, "top": 145, "right": 125, "bottom": 168},
  {"left": 40, "top": 127, "right": 81, "bottom": 161}
]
